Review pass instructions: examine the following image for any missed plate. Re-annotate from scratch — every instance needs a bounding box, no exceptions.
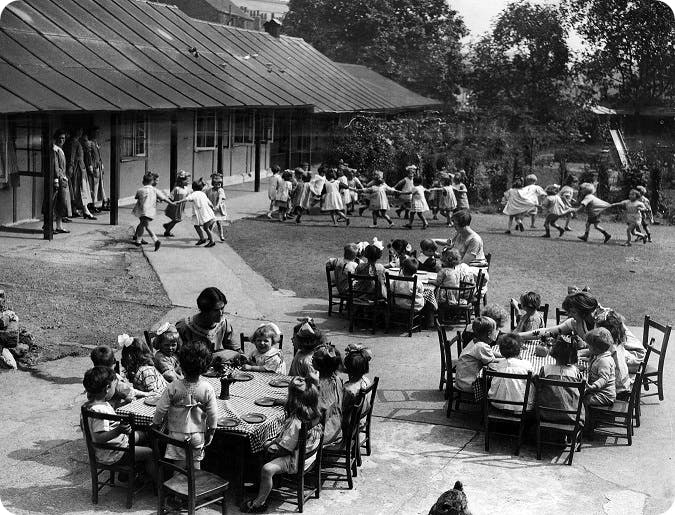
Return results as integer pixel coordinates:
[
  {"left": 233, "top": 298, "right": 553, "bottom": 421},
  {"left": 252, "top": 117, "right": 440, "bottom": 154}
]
[
  {"left": 269, "top": 377, "right": 291, "bottom": 388},
  {"left": 254, "top": 397, "right": 277, "bottom": 407},
  {"left": 232, "top": 372, "right": 254, "bottom": 382},
  {"left": 241, "top": 413, "right": 267, "bottom": 424},
  {"left": 217, "top": 416, "right": 239, "bottom": 428},
  {"left": 144, "top": 396, "right": 160, "bottom": 406}
]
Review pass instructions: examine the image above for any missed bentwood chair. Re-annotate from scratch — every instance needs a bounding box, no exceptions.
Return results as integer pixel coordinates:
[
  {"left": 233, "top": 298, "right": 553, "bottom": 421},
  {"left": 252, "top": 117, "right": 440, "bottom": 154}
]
[
  {"left": 240, "top": 332, "right": 284, "bottom": 352},
  {"left": 436, "top": 282, "right": 477, "bottom": 327},
  {"left": 443, "top": 329, "right": 479, "bottom": 416},
  {"left": 358, "top": 376, "right": 380, "bottom": 460},
  {"left": 323, "top": 397, "right": 365, "bottom": 490},
  {"left": 510, "top": 303, "right": 550, "bottom": 331},
  {"left": 385, "top": 274, "right": 425, "bottom": 337},
  {"left": 641, "top": 315, "right": 672, "bottom": 401},
  {"left": 326, "top": 262, "right": 349, "bottom": 316},
  {"left": 347, "top": 273, "right": 388, "bottom": 334}
]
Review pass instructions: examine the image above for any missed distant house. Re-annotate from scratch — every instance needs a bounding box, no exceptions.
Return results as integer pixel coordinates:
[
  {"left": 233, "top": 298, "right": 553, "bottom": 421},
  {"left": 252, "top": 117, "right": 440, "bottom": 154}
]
[
  {"left": 0, "top": 0, "right": 440, "bottom": 231},
  {"left": 233, "top": 0, "right": 288, "bottom": 22},
  {"left": 159, "top": 0, "right": 254, "bottom": 28}
]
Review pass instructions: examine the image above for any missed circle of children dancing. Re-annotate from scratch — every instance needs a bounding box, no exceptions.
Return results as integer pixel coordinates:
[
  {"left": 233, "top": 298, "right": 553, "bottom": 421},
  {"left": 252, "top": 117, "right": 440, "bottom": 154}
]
[{"left": 501, "top": 173, "right": 654, "bottom": 246}]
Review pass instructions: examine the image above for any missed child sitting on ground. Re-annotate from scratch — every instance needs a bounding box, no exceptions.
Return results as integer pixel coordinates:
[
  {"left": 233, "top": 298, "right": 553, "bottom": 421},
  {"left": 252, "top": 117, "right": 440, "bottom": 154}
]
[
  {"left": 241, "top": 324, "right": 286, "bottom": 374},
  {"left": 418, "top": 239, "right": 441, "bottom": 272},
  {"left": 510, "top": 292, "right": 545, "bottom": 333},
  {"left": 152, "top": 323, "right": 183, "bottom": 383},
  {"left": 241, "top": 375, "right": 323, "bottom": 513},
  {"left": 121, "top": 337, "right": 167, "bottom": 394},
  {"left": 455, "top": 317, "right": 498, "bottom": 392},
  {"left": 342, "top": 343, "right": 373, "bottom": 429},
  {"left": 488, "top": 333, "right": 534, "bottom": 413},
  {"left": 90, "top": 343, "right": 150, "bottom": 408},
  {"left": 82, "top": 366, "right": 155, "bottom": 479},
  {"left": 582, "top": 328, "right": 616, "bottom": 411},
  {"left": 289, "top": 318, "right": 325, "bottom": 377},
  {"left": 325, "top": 244, "right": 359, "bottom": 295},
  {"left": 312, "top": 343, "right": 344, "bottom": 447},
  {"left": 152, "top": 341, "right": 218, "bottom": 470}
]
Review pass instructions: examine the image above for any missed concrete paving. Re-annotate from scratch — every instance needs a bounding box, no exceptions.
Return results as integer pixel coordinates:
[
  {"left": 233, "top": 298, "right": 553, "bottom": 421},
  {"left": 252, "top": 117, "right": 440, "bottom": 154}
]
[{"left": 0, "top": 183, "right": 674, "bottom": 514}]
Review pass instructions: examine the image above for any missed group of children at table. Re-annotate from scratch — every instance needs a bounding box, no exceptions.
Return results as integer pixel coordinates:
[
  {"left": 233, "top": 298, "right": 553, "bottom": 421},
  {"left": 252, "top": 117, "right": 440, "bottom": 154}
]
[{"left": 80, "top": 318, "right": 373, "bottom": 513}]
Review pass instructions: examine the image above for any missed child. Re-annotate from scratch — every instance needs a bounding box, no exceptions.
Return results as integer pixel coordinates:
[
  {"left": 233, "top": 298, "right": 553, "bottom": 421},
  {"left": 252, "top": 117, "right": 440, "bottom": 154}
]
[
  {"left": 430, "top": 247, "right": 474, "bottom": 312},
  {"left": 344, "top": 169, "right": 363, "bottom": 214},
  {"left": 635, "top": 185, "right": 653, "bottom": 242},
  {"left": 510, "top": 292, "right": 545, "bottom": 332},
  {"left": 353, "top": 243, "right": 388, "bottom": 300},
  {"left": 482, "top": 304, "right": 509, "bottom": 345},
  {"left": 342, "top": 343, "right": 373, "bottom": 427},
  {"left": 293, "top": 172, "right": 313, "bottom": 224},
  {"left": 132, "top": 171, "right": 173, "bottom": 251},
  {"left": 455, "top": 317, "right": 498, "bottom": 392},
  {"left": 266, "top": 165, "right": 281, "bottom": 219},
  {"left": 438, "top": 176, "right": 458, "bottom": 226},
  {"left": 90, "top": 344, "right": 149, "bottom": 408},
  {"left": 163, "top": 170, "right": 191, "bottom": 237},
  {"left": 325, "top": 243, "right": 359, "bottom": 295},
  {"left": 418, "top": 239, "right": 440, "bottom": 272},
  {"left": 353, "top": 172, "right": 397, "bottom": 227},
  {"left": 488, "top": 333, "right": 534, "bottom": 413},
  {"left": 388, "top": 239, "right": 413, "bottom": 268},
  {"left": 121, "top": 337, "right": 167, "bottom": 394},
  {"left": 594, "top": 311, "right": 631, "bottom": 400},
  {"left": 541, "top": 184, "right": 575, "bottom": 238},
  {"left": 274, "top": 170, "right": 294, "bottom": 221},
  {"left": 152, "top": 341, "right": 217, "bottom": 470},
  {"left": 559, "top": 174, "right": 579, "bottom": 231},
  {"left": 321, "top": 169, "right": 350, "bottom": 226},
  {"left": 152, "top": 323, "right": 183, "bottom": 383},
  {"left": 451, "top": 170, "right": 470, "bottom": 212},
  {"left": 582, "top": 328, "right": 616, "bottom": 409},
  {"left": 521, "top": 174, "right": 547, "bottom": 228},
  {"left": 241, "top": 375, "right": 322, "bottom": 513},
  {"left": 502, "top": 178, "right": 534, "bottom": 234},
  {"left": 609, "top": 189, "right": 648, "bottom": 246},
  {"left": 537, "top": 335, "right": 585, "bottom": 424},
  {"left": 393, "top": 258, "right": 435, "bottom": 328},
  {"left": 312, "top": 343, "right": 344, "bottom": 447},
  {"left": 177, "top": 179, "right": 216, "bottom": 247},
  {"left": 394, "top": 165, "right": 416, "bottom": 218},
  {"left": 575, "top": 183, "right": 612, "bottom": 244},
  {"left": 82, "top": 366, "right": 155, "bottom": 479},
  {"left": 289, "top": 318, "right": 325, "bottom": 377},
  {"left": 405, "top": 176, "right": 441, "bottom": 230},
  {"left": 205, "top": 173, "right": 228, "bottom": 242},
  {"left": 241, "top": 324, "right": 286, "bottom": 374}
]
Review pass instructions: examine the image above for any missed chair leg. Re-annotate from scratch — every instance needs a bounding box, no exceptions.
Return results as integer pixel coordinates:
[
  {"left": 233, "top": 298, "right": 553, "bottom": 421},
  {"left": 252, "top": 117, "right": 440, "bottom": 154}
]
[
  {"left": 127, "top": 468, "right": 134, "bottom": 509},
  {"left": 568, "top": 433, "right": 577, "bottom": 465},
  {"left": 658, "top": 375, "right": 664, "bottom": 401},
  {"left": 366, "top": 426, "right": 372, "bottom": 456},
  {"left": 328, "top": 295, "right": 333, "bottom": 316},
  {"left": 298, "top": 472, "right": 304, "bottom": 513},
  {"left": 157, "top": 485, "right": 165, "bottom": 515},
  {"left": 221, "top": 495, "right": 228, "bottom": 515},
  {"left": 536, "top": 424, "right": 542, "bottom": 460},
  {"left": 627, "top": 418, "right": 633, "bottom": 446},
  {"left": 90, "top": 467, "right": 99, "bottom": 504},
  {"left": 345, "top": 448, "right": 354, "bottom": 489},
  {"left": 349, "top": 307, "right": 355, "bottom": 332}
]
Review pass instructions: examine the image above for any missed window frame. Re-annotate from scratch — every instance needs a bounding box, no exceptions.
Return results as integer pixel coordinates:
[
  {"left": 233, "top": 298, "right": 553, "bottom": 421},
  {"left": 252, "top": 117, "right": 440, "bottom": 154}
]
[
  {"left": 194, "top": 110, "right": 217, "bottom": 151},
  {"left": 121, "top": 113, "right": 148, "bottom": 159}
]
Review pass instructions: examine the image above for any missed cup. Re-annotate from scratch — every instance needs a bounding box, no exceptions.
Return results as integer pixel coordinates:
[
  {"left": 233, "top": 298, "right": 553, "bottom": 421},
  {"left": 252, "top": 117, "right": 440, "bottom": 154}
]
[{"left": 219, "top": 376, "right": 234, "bottom": 400}]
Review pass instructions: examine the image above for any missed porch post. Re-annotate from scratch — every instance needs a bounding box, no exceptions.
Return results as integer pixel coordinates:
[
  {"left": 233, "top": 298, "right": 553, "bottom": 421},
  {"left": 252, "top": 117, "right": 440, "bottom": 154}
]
[
  {"left": 216, "top": 111, "right": 223, "bottom": 175},
  {"left": 254, "top": 110, "right": 261, "bottom": 192},
  {"left": 41, "top": 115, "right": 53, "bottom": 240},
  {"left": 170, "top": 112, "right": 178, "bottom": 187},
  {"left": 109, "top": 113, "right": 120, "bottom": 225}
]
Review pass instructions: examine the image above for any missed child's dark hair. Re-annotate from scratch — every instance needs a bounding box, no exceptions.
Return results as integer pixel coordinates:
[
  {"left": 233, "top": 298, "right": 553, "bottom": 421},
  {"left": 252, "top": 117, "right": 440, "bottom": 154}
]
[
  {"left": 363, "top": 244, "right": 382, "bottom": 262},
  {"left": 285, "top": 376, "right": 320, "bottom": 422},
  {"left": 451, "top": 210, "right": 471, "bottom": 228},
  {"left": 282, "top": 170, "right": 293, "bottom": 181},
  {"left": 197, "top": 287, "right": 227, "bottom": 312},
  {"left": 90, "top": 346, "right": 116, "bottom": 368},
  {"left": 401, "top": 257, "right": 419, "bottom": 276},
  {"left": 344, "top": 345, "right": 371, "bottom": 378},
  {"left": 585, "top": 328, "right": 613, "bottom": 353},
  {"left": 520, "top": 292, "right": 541, "bottom": 310},
  {"left": 83, "top": 366, "right": 116, "bottom": 396},
  {"left": 311, "top": 343, "right": 342, "bottom": 378},
  {"left": 192, "top": 179, "right": 204, "bottom": 191},
  {"left": 301, "top": 172, "right": 311, "bottom": 183},
  {"left": 120, "top": 338, "right": 155, "bottom": 382},
  {"left": 440, "top": 247, "right": 461, "bottom": 268},
  {"left": 325, "top": 169, "right": 336, "bottom": 181},
  {"left": 499, "top": 333, "right": 522, "bottom": 358},
  {"left": 482, "top": 304, "right": 508, "bottom": 330},
  {"left": 442, "top": 176, "right": 452, "bottom": 186},
  {"left": 420, "top": 239, "right": 437, "bottom": 253},
  {"left": 390, "top": 239, "right": 410, "bottom": 256},
  {"left": 595, "top": 310, "right": 626, "bottom": 345},
  {"left": 343, "top": 244, "right": 358, "bottom": 260},
  {"left": 549, "top": 335, "right": 578, "bottom": 365},
  {"left": 292, "top": 318, "right": 326, "bottom": 351},
  {"left": 512, "top": 177, "right": 523, "bottom": 188},
  {"left": 472, "top": 316, "right": 496, "bottom": 338},
  {"left": 178, "top": 341, "right": 212, "bottom": 378},
  {"left": 413, "top": 176, "right": 423, "bottom": 186}
]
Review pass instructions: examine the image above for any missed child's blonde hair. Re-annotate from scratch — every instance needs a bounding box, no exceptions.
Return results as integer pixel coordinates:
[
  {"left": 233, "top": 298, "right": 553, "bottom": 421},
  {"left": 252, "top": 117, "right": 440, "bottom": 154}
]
[
  {"left": 285, "top": 376, "right": 320, "bottom": 423},
  {"left": 585, "top": 328, "right": 613, "bottom": 353},
  {"left": 578, "top": 182, "right": 596, "bottom": 197},
  {"left": 252, "top": 324, "right": 279, "bottom": 345},
  {"left": 440, "top": 247, "right": 461, "bottom": 268}
]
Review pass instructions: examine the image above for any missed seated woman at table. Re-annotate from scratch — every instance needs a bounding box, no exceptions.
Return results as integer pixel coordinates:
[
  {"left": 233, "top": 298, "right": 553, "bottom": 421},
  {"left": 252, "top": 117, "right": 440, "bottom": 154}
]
[
  {"left": 511, "top": 292, "right": 545, "bottom": 333},
  {"left": 582, "top": 328, "right": 616, "bottom": 414},
  {"left": 429, "top": 248, "right": 474, "bottom": 314},
  {"left": 152, "top": 341, "right": 217, "bottom": 470},
  {"left": 418, "top": 239, "right": 441, "bottom": 273},
  {"left": 390, "top": 258, "right": 435, "bottom": 328},
  {"left": 353, "top": 243, "right": 388, "bottom": 300},
  {"left": 240, "top": 323, "right": 286, "bottom": 374},
  {"left": 537, "top": 335, "right": 585, "bottom": 425},
  {"left": 121, "top": 337, "right": 167, "bottom": 394},
  {"left": 455, "top": 317, "right": 499, "bottom": 393},
  {"left": 433, "top": 210, "right": 488, "bottom": 267},
  {"left": 594, "top": 311, "right": 631, "bottom": 400},
  {"left": 313, "top": 343, "right": 344, "bottom": 447},
  {"left": 242, "top": 375, "right": 322, "bottom": 513},
  {"left": 175, "top": 287, "right": 238, "bottom": 362},
  {"left": 487, "top": 333, "right": 535, "bottom": 413},
  {"left": 326, "top": 244, "right": 359, "bottom": 295},
  {"left": 289, "top": 318, "right": 325, "bottom": 377}
]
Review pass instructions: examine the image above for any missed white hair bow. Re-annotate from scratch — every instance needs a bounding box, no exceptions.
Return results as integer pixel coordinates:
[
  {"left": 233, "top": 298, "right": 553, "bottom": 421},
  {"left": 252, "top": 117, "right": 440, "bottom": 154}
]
[{"left": 117, "top": 334, "right": 134, "bottom": 348}]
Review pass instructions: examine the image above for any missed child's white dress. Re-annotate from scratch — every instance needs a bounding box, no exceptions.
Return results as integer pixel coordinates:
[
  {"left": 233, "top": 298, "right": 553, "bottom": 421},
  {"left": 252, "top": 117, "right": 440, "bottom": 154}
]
[
  {"left": 187, "top": 190, "right": 215, "bottom": 226},
  {"left": 368, "top": 184, "right": 396, "bottom": 211},
  {"left": 410, "top": 185, "right": 430, "bottom": 213},
  {"left": 296, "top": 182, "right": 313, "bottom": 210},
  {"left": 339, "top": 176, "right": 351, "bottom": 206},
  {"left": 502, "top": 187, "right": 536, "bottom": 216},
  {"left": 438, "top": 185, "right": 457, "bottom": 211},
  {"left": 205, "top": 186, "right": 227, "bottom": 222},
  {"left": 322, "top": 180, "right": 344, "bottom": 211}
]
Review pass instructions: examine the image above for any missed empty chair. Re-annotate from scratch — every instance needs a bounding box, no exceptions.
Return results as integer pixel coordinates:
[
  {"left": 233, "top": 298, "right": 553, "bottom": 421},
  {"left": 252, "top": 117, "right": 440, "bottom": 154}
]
[
  {"left": 385, "top": 274, "right": 425, "bottom": 337},
  {"left": 641, "top": 315, "right": 672, "bottom": 401}
]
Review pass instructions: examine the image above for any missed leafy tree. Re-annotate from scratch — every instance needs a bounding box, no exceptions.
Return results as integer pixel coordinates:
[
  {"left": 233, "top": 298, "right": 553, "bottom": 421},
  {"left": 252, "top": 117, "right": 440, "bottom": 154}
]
[{"left": 284, "top": 0, "right": 467, "bottom": 104}]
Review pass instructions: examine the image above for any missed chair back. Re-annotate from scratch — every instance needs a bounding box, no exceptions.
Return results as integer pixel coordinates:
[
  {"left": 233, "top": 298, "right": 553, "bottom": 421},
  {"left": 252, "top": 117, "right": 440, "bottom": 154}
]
[
  {"left": 348, "top": 272, "right": 383, "bottom": 302},
  {"left": 555, "top": 308, "right": 569, "bottom": 325},
  {"left": 441, "top": 332, "right": 456, "bottom": 392},
  {"left": 150, "top": 428, "right": 195, "bottom": 488},
  {"left": 485, "top": 253, "right": 492, "bottom": 271},
  {"left": 81, "top": 406, "right": 135, "bottom": 465},
  {"left": 627, "top": 364, "right": 645, "bottom": 415},
  {"left": 326, "top": 261, "right": 338, "bottom": 292},
  {"left": 360, "top": 376, "right": 379, "bottom": 426},
  {"left": 385, "top": 274, "right": 418, "bottom": 312},
  {"left": 482, "top": 368, "right": 533, "bottom": 415},
  {"left": 240, "top": 332, "right": 284, "bottom": 352},
  {"left": 510, "top": 303, "right": 550, "bottom": 331},
  {"left": 295, "top": 413, "right": 326, "bottom": 477},
  {"left": 436, "top": 281, "right": 475, "bottom": 306},
  {"left": 642, "top": 315, "right": 672, "bottom": 372},
  {"left": 534, "top": 377, "right": 585, "bottom": 426},
  {"left": 345, "top": 395, "right": 366, "bottom": 447}
]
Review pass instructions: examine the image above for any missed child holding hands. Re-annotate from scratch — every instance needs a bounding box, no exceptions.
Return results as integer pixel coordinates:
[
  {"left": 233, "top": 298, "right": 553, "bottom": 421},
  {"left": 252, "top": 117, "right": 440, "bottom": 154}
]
[
  {"left": 163, "top": 169, "right": 191, "bottom": 237},
  {"left": 576, "top": 183, "right": 612, "bottom": 243},
  {"left": 240, "top": 324, "right": 286, "bottom": 374},
  {"left": 132, "top": 171, "right": 173, "bottom": 251},
  {"left": 609, "top": 189, "right": 648, "bottom": 246}
]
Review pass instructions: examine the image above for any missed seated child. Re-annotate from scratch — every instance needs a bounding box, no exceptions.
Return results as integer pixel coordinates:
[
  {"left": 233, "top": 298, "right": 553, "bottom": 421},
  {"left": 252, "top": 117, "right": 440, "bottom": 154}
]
[
  {"left": 241, "top": 323, "right": 286, "bottom": 374},
  {"left": 325, "top": 244, "right": 359, "bottom": 295},
  {"left": 537, "top": 335, "right": 585, "bottom": 424},
  {"left": 418, "top": 239, "right": 441, "bottom": 272},
  {"left": 455, "top": 317, "right": 498, "bottom": 392},
  {"left": 387, "top": 239, "right": 413, "bottom": 268},
  {"left": 152, "top": 323, "right": 183, "bottom": 383},
  {"left": 82, "top": 366, "right": 154, "bottom": 479},
  {"left": 90, "top": 344, "right": 150, "bottom": 408},
  {"left": 241, "top": 375, "right": 322, "bottom": 513},
  {"left": 312, "top": 343, "right": 344, "bottom": 447},
  {"left": 152, "top": 341, "right": 217, "bottom": 470},
  {"left": 481, "top": 304, "right": 509, "bottom": 345},
  {"left": 595, "top": 311, "right": 631, "bottom": 400},
  {"left": 583, "top": 328, "right": 616, "bottom": 409},
  {"left": 354, "top": 244, "right": 388, "bottom": 299},
  {"left": 510, "top": 292, "right": 545, "bottom": 333},
  {"left": 487, "top": 333, "right": 534, "bottom": 413},
  {"left": 342, "top": 343, "right": 373, "bottom": 431},
  {"left": 431, "top": 248, "right": 474, "bottom": 308},
  {"left": 289, "top": 318, "right": 325, "bottom": 377},
  {"left": 121, "top": 337, "right": 167, "bottom": 394}
]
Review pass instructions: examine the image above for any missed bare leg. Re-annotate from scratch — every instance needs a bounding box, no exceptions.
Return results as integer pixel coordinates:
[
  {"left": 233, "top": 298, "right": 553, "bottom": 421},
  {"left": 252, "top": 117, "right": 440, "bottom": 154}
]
[
  {"left": 382, "top": 211, "right": 393, "bottom": 225},
  {"left": 406, "top": 212, "right": 414, "bottom": 228},
  {"left": 506, "top": 215, "right": 514, "bottom": 233},
  {"left": 371, "top": 211, "right": 378, "bottom": 226},
  {"left": 330, "top": 211, "right": 337, "bottom": 225},
  {"left": 250, "top": 461, "right": 283, "bottom": 507},
  {"left": 194, "top": 225, "right": 206, "bottom": 244},
  {"left": 417, "top": 212, "right": 428, "bottom": 229}
]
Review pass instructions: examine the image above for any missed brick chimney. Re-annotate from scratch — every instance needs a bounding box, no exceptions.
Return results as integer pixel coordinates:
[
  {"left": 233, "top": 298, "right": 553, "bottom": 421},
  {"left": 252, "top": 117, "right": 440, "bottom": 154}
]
[{"left": 263, "top": 18, "right": 282, "bottom": 38}]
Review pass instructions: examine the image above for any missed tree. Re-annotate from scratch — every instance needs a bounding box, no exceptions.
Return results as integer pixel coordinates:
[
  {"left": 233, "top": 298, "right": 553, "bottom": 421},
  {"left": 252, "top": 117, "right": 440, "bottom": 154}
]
[{"left": 284, "top": 0, "right": 467, "bottom": 105}]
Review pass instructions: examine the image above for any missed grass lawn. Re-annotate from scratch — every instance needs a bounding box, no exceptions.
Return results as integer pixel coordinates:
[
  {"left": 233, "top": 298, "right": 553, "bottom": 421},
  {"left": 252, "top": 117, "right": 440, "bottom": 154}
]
[{"left": 226, "top": 211, "right": 675, "bottom": 326}]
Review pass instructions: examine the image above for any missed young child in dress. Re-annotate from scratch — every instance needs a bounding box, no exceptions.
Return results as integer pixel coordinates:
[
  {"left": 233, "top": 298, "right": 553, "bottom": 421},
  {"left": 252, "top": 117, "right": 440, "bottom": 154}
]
[
  {"left": 394, "top": 165, "right": 416, "bottom": 218},
  {"left": 609, "top": 189, "right": 648, "bottom": 246},
  {"left": 342, "top": 343, "right": 373, "bottom": 428},
  {"left": 345, "top": 169, "right": 364, "bottom": 215},
  {"left": 405, "top": 176, "right": 441, "bottom": 230},
  {"left": 241, "top": 323, "right": 286, "bottom": 374},
  {"left": 274, "top": 170, "right": 294, "bottom": 221},
  {"left": 502, "top": 178, "right": 533, "bottom": 234},
  {"left": 387, "top": 239, "right": 413, "bottom": 268},
  {"left": 582, "top": 328, "right": 616, "bottom": 410},
  {"left": 353, "top": 243, "right": 388, "bottom": 299},
  {"left": 521, "top": 174, "right": 547, "bottom": 228},
  {"left": 353, "top": 173, "right": 397, "bottom": 227},
  {"left": 82, "top": 366, "right": 155, "bottom": 479},
  {"left": 430, "top": 248, "right": 474, "bottom": 315},
  {"left": 455, "top": 317, "right": 498, "bottom": 393},
  {"left": 510, "top": 292, "right": 545, "bottom": 333},
  {"left": 163, "top": 170, "right": 191, "bottom": 237},
  {"left": 438, "top": 176, "right": 458, "bottom": 226},
  {"left": 266, "top": 165, "right": 281, "bottom": 219},
  {"left": 152, "top": 341, "right": 217, "bottom": 470},
  {"left": 205, "top": 173, "right": 228, "bottom": 242},
  {"left": 452, "top": 170, "right": 470, "bottom": 212},
  {"left": 594, "top": 311, "right": 631, "bottom": 400},
  {"left": 321, "top": 169, "right": 350, "bottom": 226},
  {"left": 289, "top": 318, "right": 325, "bottom": 377},
  {"left": 176, "top": 179, "right": 217, "bottom": 247},
  {"left": 241, "top": 375, "right": 322, "bottom": 513},
  {"left": 488, "top": 333, "right": 534, "bottom": 413},
  {"left": 152, "top": 323, "right": 183, "bottom": 383},
  {"left": 635, "top": 185, "right": 653, "bottom": 242},
  {"left": 541, "top": 184, "right": 575, "bottom": 238},
  {"left": 292, "top": 172, "right": 312, "bottom": 224},
  {"left": 132, "top": 171, "right": 173, "bottom": 251},
  {"left": 90, "top": 344, "right": 150, "bottom": 408},
  {"left": 121, "top": 337, "right": 167, "bottom": 394},
  {"left": 392, "top": 258, "right": 435, "bottom": 329},
  {"left": 418, "top": 239, "right": 440, "bottom": 272},
  {"left": 559, "top": 174, "right": 579, "bottom": 231},
  {"left": 326, "top": 243, "right": 359, "bottom": 295},
  {"left": 575, "top": 183, "right": 612, "bottom": 244},
  {"left": 312, "top": 343, "right": 344, "bottom": 447}
]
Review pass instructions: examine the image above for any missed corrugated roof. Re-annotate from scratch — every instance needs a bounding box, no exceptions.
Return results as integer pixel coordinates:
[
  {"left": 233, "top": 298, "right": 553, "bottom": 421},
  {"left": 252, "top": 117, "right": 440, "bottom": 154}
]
[
  {"left": 337, "top": 63, "right": 442, "bottom": 111},
  {"left": 0, "top": 0, "right": 441, "bottom": 114}
]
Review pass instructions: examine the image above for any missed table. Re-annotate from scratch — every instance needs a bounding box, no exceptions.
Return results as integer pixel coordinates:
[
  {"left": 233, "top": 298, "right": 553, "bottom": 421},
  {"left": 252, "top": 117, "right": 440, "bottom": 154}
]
[
  {"left": 491, "top": 340, "right": 588, "bottom": 377},
  {"left": 386, "top": 268, "right": 438, "bottom": 309}
]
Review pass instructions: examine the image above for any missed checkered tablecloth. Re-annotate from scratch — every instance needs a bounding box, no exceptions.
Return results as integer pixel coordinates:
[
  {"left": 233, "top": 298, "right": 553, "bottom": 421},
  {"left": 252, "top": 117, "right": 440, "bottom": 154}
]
[
  {"left": 386, "top": 269, "right": 438, "bottom": 309},
  {"left": 117, "top": 368, "right": 287, "bottom": 453},
  {"left": 491, "top": 341, "right": 587, "bottom": 376}
]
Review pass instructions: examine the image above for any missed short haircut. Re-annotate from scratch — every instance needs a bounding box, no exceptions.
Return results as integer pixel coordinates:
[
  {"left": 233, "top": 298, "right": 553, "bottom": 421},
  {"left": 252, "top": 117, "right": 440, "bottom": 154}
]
[
  {"left": 596, "top": 310, "right": 626, "bottom": 345},
  {"left": 390, "top": 239, "right": 409, "bottom": 255},
  {"left": 440, "top": 247, "right": 461, "bottom": 268},
  {"left": 192, "top": 180, "right": 204, "bottom": 191},
  {"left": 520, "top": 292, "right": 541, "bottom": 310},
  {"left": 585, "top": 328, "right": 613, "bottom": 353},
  {"left": 472, "top": 316, "right": 496, "bottom": 337},
  {"left": 545, "top": 184, "right": 560, "bottom": 195},
  {"left": 363, "top": 244, "right": 382, "bottom": 262},
  {"left": 197, "top": 287, "right": 227, "bottom": 312},
  {"left": 401, "top": 257, "right": 419, "bottom": 276},
  {"left": 451, "top": 210, "right": 471, "bottom": 228},
  {"left": 343, "top": 244, "right": 358, "bottom": 260},
  {"left": 482, "top": 304, "right": 508, "bottom": 329},
  {"left": 53, "top": 129, "right": 66, "bottom": 140},
  {"left": 499, "top": 333, "right": 521, "bottom": 358},
  {"left": 292, "top": 319, "right": 326, "bottom": 350},
  {"left": 564, "top": 174, "right": 578, "bottom": 185},
  {"left": 549, "top": 335, "right": 578, "bottom": 365},
  {"left": 636, "top": 185, "right": 647, "bottom": 195},
  {"left": 178, "top": 341, "right": 212, "bottom": 377},
  {"left": 413, "top": 176, "right": 423, "bottom": 186},
  {"left": 343, "top": 349, "right": 370, "bottom": 377},
  {"left": 629, "top": 188, "right": 640, "bottom": 197},
  {"left": 525, "top": 174, "right": 537, "bottom": 185},
  {"left": 272, "top": 165, "right": 281, "bottom": 173},
  {"left": 83, "top": 366, "right": 115, "bottom": 396},
  {"left": 420, "top": 239, "right": 437, "bottom": 252},
  {"left": 90, "top": 346, "right": 116, "bottom": 368},
  {"left": 311, "top": 344, "right": 342, "bottom": 377},
  {"left": 252, "top": 324, "right": 278, "bottom": 343},
  {"left": 512, "top": 177, "right": 524, "bottom": 188}
]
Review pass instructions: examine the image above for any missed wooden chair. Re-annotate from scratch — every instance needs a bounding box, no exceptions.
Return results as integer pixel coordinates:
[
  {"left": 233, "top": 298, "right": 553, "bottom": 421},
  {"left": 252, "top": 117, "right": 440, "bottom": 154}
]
[
  {"left": 435, "top": 282, "right": 476, "bottom": 327},
  {"left": 641, "top": 315, "right": 672, "bottom": 401},
  {"left": 347, "top": 273, "right": 388, "bottom": 334},
  {"left": 466, "top": 269, "right": 486, "bottom": 317},
  {"left": 150, "top": 428, "right": 229, "bottom": 515},
  {"left": 239, "top": 332, "right": 284, "bottom": 352},
  {"left": 442, "top": 328, "right": 478, "bottom": 416},
  {"left": 555, "top": 308, "right": 569, "bottom": 325},
  {"left": 273, "top": 415, "right": 325, "bottom": 512},
  {"left": 510, "top": 303, "right": 549, "bottom": 331},
  {"left": 588, "top": 364, "right": 644, "bottom": 445},
  {"left": 326, "top": 262, "right": 349, "bottom": 316},
  {"left": 358, "top": 376, "right": 380, "bottom": 459},
  {"left": 534, "top": 377, "right": 586, "bottom": 465},
  {"left": 323, "top": 397, "right": 365, "bottom": 490},
  {"left": 385, "top": 274, "right": 425, "bottom": 337},
  {"left": 482, "top": 368, "right": 533, "bottom": 455},
  {"left": 80, "top": 406, "right": 140, "bottom": 509},
  {"left": 436, "top": 322, "right": 450, "bottom": 392}
]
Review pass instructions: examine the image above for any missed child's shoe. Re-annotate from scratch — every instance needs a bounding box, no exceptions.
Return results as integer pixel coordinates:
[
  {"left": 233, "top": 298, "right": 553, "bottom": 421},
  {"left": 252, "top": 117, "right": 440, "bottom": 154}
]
[
  {"left": 195, "top": 239, "right": 206, "bottom": 245},
  {"left": 205, "top": 241, "right": 216, "bottom": 248},
  {"left": 564, "top": 226, "right": 572, "bottom": 231},
  {"left": 219, "top": 235, "right": 225, "bottom": 242},
  {"left": 621, "top": 241, "right": 631, "bottom": 246},
  {"left": 504, "top": 230, "right": 511, "bottom": 235},
  {"left": 541, "top": 233, "right": 550, "bottom": 238},
  {"left": 577, "top": 235, "right": 588, "bottom": 242},
  {"left": 603, "top": 233, "right": 612, "bottom": 244},
  {"left": 154, "top": 240, "right": 161, "bottom": 252},
  {"left": 345, "top": 218, "right": 351, "bottom": 226},
  {"left": 558, "top": 227, "right": 565, "bottom": 237}
]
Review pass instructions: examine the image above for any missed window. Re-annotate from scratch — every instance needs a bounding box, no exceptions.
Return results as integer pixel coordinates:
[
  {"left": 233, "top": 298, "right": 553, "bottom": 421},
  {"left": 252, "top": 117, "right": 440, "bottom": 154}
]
[
  {"left": 261, "top": 112, "right": 274, "bottom": 143},
  {"left": 233, "top": 112, "right": 254, "bottom": 144},
  {"left": 121, "top": 114, "right": 147, "bottom": 158},
  {"left": 195, "top": 111, "right": 217, "bottom": 150}
]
